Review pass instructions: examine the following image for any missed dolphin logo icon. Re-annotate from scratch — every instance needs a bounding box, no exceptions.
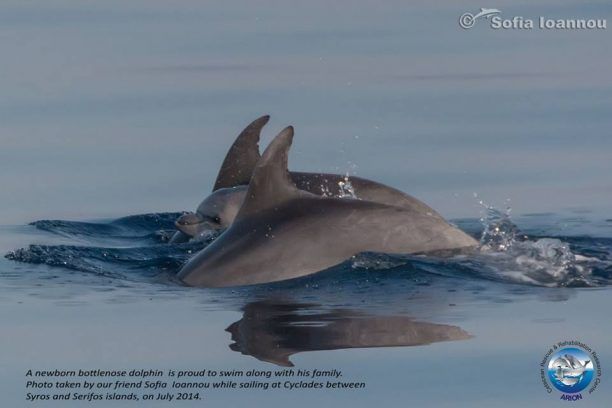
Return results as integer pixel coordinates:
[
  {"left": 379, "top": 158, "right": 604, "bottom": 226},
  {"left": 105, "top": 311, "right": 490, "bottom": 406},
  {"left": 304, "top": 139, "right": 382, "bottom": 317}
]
[
  {"left": 474, "top": 8, "right": 501, "bottom": 20},
  {"left": 459, "top": 8, "right": 501, "bottom": 29},
  {"left": 552, "top": 354, "right": 591, "bottom": 386}
]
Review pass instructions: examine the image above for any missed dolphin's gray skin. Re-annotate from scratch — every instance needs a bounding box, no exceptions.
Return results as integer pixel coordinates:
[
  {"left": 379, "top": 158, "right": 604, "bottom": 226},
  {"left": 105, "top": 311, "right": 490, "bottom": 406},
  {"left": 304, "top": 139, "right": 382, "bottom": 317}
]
[
  {"left": 173, "top": 115, "right": 444, "bottom": 240},
  {"left": 226, "top": 300, "right": 471, "bottom": 367},
  {"left": 178, "top": 126, "right": 478, "bottom": 287}
]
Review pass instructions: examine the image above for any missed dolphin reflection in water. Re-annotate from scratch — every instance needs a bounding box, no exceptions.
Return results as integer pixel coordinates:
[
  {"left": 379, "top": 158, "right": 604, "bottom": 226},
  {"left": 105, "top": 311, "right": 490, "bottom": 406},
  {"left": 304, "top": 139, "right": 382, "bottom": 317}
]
[{"left": 225, "top": 301, "right": 472, "bottom": 366}]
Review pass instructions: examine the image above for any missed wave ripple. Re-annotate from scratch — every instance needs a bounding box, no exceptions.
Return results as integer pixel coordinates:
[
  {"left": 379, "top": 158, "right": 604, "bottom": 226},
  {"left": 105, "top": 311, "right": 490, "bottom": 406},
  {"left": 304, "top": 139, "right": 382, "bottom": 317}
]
[{"left": 5, "top": 210, "right": 612, "bottom": 288}]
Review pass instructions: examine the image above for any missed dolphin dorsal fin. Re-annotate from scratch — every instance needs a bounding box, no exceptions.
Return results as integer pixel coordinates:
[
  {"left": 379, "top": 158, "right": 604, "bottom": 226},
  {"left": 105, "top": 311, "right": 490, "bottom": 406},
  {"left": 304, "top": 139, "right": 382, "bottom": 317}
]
[
  {"left": 213, "top": 115, "right": 270, "bottom": 191},
  {"left": 235, "top": 126, "right": 303, "bottom": 219}
]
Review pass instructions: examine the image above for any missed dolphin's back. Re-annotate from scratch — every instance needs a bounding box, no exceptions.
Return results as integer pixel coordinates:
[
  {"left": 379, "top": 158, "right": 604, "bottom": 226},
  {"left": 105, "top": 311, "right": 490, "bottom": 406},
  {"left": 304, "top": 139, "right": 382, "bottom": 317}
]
[{"left": 290, "top": 172, "right": 444, "bottom": 219}]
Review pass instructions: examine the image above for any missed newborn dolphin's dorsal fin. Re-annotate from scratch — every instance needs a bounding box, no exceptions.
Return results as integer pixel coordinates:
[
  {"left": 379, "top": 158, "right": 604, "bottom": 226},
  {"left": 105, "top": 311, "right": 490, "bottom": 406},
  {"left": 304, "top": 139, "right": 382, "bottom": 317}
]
[
  {"left": 213, "top": 115, "right": 269, "bottom": 191},
  {"left": 236, "top": 126, "right": 304, "bottom": 219}
]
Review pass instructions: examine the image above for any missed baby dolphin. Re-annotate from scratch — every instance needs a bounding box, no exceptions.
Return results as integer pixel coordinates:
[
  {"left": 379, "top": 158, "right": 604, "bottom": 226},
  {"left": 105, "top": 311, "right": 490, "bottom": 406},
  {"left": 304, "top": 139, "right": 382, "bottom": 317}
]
[
  {"left": 173, "top": 115, "right": 445, "bottom": 241},
  {"left": 178, "top": 126, "right": 477, "bottom": 287}
]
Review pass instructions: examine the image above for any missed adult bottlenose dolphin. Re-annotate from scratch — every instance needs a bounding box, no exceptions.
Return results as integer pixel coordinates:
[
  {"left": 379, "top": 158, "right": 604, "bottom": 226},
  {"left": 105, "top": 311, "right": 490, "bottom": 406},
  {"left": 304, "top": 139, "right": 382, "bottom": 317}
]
[
  {"left": 172, "top": 115, "right": 445, "bottom": 241},
  {"left": 178, "top": 126, "right": 478, "bottom": 287}
]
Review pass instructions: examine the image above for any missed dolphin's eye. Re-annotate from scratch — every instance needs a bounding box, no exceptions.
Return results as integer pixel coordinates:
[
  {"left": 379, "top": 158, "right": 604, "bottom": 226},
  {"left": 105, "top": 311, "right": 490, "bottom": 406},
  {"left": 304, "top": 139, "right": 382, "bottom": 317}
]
[{"left": 204, "top": 215, "right": 221, "bottom": 224}]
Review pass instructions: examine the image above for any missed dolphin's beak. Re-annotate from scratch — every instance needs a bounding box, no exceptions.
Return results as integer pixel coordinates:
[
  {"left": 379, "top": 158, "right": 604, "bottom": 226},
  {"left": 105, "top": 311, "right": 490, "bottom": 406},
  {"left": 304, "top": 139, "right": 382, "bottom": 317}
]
[
  {"left": 175, "top": 212, "right": 205, "bottom": 236},
  {"left": 175, "top": 212, "right": 202, "bottom": 226},
  {"left": 175, "top": 212, "right": 224, "bottom": 237}
]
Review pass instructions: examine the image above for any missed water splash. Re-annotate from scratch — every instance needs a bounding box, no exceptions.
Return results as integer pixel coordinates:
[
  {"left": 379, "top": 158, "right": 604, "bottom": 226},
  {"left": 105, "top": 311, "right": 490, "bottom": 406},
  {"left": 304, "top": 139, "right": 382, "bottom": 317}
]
[
  {"left": 477, "top": 199, "right": 523, "bottom": 251},
  {"left": 318, "top": 174, "right": 358, "bottom": 199},
  {"left": 350, "top": 253, "right": 407, "bottom": 270},
  {"left": 327, "top": 160, "right": 359, "bottom": 199},
  {"left": 470, "top": 196, "right": 598, "bottom": 287},
  {"left": 319, "top": 184, "right": 334, "bottom": 198},
  {"left": 338, "top": 174, "right": 358, "bottom": 199}
]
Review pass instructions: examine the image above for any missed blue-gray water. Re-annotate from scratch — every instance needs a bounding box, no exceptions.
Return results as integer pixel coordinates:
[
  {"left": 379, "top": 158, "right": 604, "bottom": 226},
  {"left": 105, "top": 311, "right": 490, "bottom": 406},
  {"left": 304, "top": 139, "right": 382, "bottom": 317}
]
[{"left": 1, "top": 1, "right": 611, "bottom": 406}]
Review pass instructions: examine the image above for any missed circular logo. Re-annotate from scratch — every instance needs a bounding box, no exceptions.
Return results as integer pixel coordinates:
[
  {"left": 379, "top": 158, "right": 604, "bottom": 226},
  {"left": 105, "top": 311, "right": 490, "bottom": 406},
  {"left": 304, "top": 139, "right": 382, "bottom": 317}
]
[
  {"left": 541, "top": 341, "right": 601, "bottom": 400},
  {"left": 459, "top": 13, "right": 476, "bottom": 29},
  {"left": 547, "top": 347, "right": 594, "bottom": 393}
]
